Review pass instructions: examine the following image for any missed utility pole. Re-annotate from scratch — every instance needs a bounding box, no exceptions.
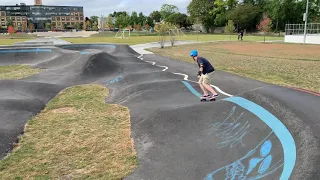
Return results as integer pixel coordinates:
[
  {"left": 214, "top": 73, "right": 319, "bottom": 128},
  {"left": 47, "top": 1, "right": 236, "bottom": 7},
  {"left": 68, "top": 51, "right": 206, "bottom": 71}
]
[{"left": 303, "top": 0, "right": 309, "bottom": 44}]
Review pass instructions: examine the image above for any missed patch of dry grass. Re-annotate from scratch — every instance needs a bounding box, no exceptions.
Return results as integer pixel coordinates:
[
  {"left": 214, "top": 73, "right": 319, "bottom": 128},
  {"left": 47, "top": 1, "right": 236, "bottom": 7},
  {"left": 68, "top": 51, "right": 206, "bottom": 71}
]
[
  {"left": 0, "top": 65, "right": 42, "bottom": 79},
  {"left": 148, "top": 41, "right": 320, "bottom": 93},
  {"left": 0, "top": 84, "right": 137, "bottom": 180}
]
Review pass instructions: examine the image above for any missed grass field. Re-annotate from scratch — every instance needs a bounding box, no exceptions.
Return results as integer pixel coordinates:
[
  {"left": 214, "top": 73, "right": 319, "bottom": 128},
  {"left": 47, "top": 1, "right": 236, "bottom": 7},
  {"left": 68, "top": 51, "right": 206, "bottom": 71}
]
[
  {"left": 148, "top": 41, "right": 320, "bottom": 93},
  {"left": 62, "top": 33, "right": 284, "bottom": 45},
  {"left": 0, "top": 84, "right": 137, "bottom": 180},
  {"left": 0, "top": 34, "right": 37, "bottom": 45},
  {"left": 0, "top": 65, "right": 42, "bottom": 79}
]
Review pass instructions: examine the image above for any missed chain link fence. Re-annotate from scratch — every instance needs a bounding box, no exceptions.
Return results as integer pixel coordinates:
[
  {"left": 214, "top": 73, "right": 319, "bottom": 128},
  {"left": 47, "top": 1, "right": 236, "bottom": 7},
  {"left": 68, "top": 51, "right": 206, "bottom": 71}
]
[{"left": 285, "top": 23, "right": 320, "bottom": 35}]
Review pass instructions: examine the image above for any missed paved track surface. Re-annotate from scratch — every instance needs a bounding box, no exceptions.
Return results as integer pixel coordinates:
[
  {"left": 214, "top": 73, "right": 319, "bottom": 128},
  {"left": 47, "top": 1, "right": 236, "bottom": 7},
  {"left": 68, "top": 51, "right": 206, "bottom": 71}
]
[{"left": 0, "top": 44, "right": 319, "bottom": 180}]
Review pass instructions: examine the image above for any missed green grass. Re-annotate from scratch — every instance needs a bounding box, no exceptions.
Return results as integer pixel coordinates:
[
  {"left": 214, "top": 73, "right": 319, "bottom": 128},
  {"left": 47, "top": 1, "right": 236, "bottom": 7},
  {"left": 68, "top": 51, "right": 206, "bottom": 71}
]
[
  {"left": 148, "top": 41, "right": 320, "bottom": 93},
  {"left": 0, "top": 65, "right": 42, "bottom": 79},
  {"left": 62, "top": 34, "right": 284, "bottom": 45},
  {"left": 0, "top": 34, "right": 37, "bottom": 45},
  {"left": 0, "top": 84, "right": 138, "bottom": 180}
]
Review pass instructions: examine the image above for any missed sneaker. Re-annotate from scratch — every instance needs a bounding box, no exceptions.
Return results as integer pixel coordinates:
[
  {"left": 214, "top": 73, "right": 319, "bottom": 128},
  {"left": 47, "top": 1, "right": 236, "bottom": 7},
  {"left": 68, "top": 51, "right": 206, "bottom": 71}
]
[
  {"left": 213, "top": 94, "right": 219, "bottom": 97},
  {"left": 201, "top": 94, "right": 210, "bottom": 98}
]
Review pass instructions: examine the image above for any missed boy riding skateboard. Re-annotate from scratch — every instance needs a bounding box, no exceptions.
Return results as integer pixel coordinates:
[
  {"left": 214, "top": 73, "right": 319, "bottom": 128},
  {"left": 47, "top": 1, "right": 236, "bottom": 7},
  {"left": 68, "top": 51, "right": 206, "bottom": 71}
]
[{"left": 190, "top": 50, "right": 219, "bottom": 101}]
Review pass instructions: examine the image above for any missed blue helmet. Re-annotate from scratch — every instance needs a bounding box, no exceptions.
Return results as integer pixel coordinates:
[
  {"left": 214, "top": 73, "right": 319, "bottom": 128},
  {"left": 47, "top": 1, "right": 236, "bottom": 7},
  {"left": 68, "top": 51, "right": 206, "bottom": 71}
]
[{"left": 190, "top": 50, "right": 198, "bottom": 57}]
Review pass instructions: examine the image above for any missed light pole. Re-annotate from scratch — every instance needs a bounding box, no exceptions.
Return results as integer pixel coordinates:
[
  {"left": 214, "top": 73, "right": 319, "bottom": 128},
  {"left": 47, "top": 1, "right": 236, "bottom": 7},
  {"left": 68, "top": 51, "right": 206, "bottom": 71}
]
[{"left": 303, "top": 0, "right": 309, "bottom": 44}]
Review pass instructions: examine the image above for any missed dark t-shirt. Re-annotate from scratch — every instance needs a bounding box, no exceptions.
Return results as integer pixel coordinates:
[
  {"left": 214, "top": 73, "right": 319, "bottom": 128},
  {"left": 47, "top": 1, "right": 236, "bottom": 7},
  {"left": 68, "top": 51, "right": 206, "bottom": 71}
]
[{"left": 197, "top": 57, "right": 214, "bottom": 74}]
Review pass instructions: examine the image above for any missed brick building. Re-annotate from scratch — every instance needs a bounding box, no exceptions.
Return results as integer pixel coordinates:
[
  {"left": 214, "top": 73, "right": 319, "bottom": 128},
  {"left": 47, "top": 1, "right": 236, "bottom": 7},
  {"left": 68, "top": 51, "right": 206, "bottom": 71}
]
[{"left": 0, "top": 0, "right": 84, "bottom": 30}]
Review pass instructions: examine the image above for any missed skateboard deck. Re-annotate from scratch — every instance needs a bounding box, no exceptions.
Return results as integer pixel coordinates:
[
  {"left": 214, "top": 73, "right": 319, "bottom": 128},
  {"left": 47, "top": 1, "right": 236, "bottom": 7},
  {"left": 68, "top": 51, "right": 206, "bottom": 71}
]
[{"left": 200, "top": 97, "right": 216, "bottom": 102}]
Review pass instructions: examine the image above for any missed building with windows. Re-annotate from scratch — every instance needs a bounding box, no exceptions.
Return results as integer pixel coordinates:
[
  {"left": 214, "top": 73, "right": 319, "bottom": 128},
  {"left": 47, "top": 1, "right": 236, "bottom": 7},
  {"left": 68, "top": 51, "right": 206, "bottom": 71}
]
[{"left": 0, "top": 0, "right": 84, "bottom": 30}]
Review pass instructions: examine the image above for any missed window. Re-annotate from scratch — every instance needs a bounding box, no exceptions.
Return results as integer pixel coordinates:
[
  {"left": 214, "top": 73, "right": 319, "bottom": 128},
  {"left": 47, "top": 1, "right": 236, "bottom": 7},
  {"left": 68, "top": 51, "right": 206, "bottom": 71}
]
[
  {"left": 1, "top": 12, "right": 5, "bottom": 16},
  {"left": 1, "top": 18, "right": 4, "bottom": 21},
  {"left": 76, "top": 17, "right": 79, "bottom": 20},
  {"left": 1, "top": 22, "right": 5, "bottom": 26},
  {"left": 71, "top": 17, "right": 74, "bottom": 21},
  {"left": 61, "top": 17, "right": 65, "bottom": 20},
  {"left": 11, "top": 17, "right": 15, "bottom": 21},
  {"left": 57, "top": 22, "right": 61, "bottom": 25},
  {"left": 6, "top": 17, "right": 10, "bottom": 21},
  {"left": 66, "top": 17, "right": 70, "bottom": 21},
  {"left": 71, "top": 22, "right": 74, "bottom": 25},
  {"left": 17, "top": 17, "right": 21, "bottom": 21},
  {"left": 17, "top": 22, "right": 21, "bottom": 26},
  {"left": 22, "top": 17, "right": 26, "bottom": 21},
  {"left": 52, "top": 17, "right": 55, "bottom": 21},
  {"left": 80, "top": 17, "right": 83, "bottom": 21},
  {"left": 67, "top": 22, "right": 70, "bottom": 25}
]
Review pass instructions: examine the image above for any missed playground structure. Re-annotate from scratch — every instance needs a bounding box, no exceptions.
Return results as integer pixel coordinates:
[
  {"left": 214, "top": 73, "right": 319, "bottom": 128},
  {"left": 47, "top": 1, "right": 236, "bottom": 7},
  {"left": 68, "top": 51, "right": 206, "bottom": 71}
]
[
  {"left": 115, "top": 29, "right": 131, "bottom": 39},
  {"left": 285, "top": 23, "right": 320, "bottom": 44}
]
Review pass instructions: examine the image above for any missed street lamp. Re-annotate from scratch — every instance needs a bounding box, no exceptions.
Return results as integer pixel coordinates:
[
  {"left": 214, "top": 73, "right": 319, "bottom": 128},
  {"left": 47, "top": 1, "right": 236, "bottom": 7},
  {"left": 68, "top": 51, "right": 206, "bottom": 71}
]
[{"left": 303, "top": 0, "right": 309, "bottom": 44}]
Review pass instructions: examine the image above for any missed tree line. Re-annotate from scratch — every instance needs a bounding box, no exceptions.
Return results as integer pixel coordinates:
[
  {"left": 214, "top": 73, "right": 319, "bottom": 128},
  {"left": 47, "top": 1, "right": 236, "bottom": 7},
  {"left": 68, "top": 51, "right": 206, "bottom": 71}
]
[
  {"left": 187, "top": 0, "right": 320, "bottom": 32},
  {"left": 90, "top": 4, "right": 193, "bottom": 31},
  {"left": 91, "top": 0, "right": 320, "bottom": 33}
]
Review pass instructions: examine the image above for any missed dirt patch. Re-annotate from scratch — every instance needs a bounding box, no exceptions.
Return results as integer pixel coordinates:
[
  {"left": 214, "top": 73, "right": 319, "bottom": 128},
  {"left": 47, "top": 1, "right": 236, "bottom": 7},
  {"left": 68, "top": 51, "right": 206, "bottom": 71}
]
[{"left": 52, "top": 107, "right": 77, "bottom": 113}]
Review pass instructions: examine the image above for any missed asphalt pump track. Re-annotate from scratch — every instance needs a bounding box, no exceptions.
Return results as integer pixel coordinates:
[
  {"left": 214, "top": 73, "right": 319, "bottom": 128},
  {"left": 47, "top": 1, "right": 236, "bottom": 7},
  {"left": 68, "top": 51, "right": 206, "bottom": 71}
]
[{"left": 0, "top": 44, "right": 319, "bottom": 180}]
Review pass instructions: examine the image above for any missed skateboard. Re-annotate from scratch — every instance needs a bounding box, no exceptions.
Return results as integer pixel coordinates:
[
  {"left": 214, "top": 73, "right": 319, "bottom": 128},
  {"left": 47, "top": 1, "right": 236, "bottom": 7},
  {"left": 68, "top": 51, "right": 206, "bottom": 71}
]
[{"left": 200, "top": 96, "right": 216, "bottom": 102}]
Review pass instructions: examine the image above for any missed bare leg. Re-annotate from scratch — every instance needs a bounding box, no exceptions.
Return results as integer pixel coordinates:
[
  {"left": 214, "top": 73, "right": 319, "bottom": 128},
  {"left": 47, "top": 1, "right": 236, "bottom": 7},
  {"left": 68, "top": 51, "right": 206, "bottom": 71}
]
[
  {"left": 200, "top": 83, "right": 209, "bottom": 95},
  {"left": 203, "top": 83, "right": 218, "bottom": 95}
]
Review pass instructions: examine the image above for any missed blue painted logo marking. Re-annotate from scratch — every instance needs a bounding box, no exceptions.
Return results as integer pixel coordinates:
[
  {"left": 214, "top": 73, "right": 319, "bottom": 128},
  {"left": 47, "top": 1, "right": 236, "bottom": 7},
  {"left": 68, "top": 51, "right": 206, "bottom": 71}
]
[
  {"left": 0, "top": 48, "right": 52, "bottom": 54},
  {"left": 80, "top": 51, "right": 89, "bottom": 55},
  {"left": 223, "top": 96, "right": 296, "bottom": 180},
  {"left": 180, "top": 80, "right": 296, "bottom": 180}
]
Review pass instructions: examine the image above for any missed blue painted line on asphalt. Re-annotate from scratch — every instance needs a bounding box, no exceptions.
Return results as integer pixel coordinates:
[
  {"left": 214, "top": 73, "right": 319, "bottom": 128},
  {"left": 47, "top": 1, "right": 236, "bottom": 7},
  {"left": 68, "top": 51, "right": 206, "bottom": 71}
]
[
  {"left": 181, "top": 80, "right": 296, "bottom": 180},
  {"left": 0, "top": 49, "right": 52, "bottom": 54},
  {"left": 223, "top": 96, "right": 296, "bottom": 180},
  {"left": 80, "top": 51, "right": 89, "bottom": 54},
  {"left": 181, "top": 80, "right": 202, "bottom": 97}
]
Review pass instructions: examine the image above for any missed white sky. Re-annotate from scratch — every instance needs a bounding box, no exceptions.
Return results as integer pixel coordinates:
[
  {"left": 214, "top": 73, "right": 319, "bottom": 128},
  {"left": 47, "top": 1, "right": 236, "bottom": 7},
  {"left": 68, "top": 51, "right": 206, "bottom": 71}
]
[{"left": 1, "top": 0, "right": 190, "bottom": 17}]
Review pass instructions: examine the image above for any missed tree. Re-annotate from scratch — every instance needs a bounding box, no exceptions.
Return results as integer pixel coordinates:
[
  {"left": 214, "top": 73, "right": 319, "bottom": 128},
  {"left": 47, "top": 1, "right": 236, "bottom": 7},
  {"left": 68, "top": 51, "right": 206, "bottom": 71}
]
[
  {"left": 45, "top": 22, "right": 51, "bottom": 29},
  {"left": 166, "top": 13, "right": 192, "bottom": 28},
  {"left": 138, "top": 12, "right": 146, "bottom": 26},
  {"left": 146, "top": 17, "right": 155, "bottom": 28},
  {"left": 63, "top": 23, "right": 68, "bottom": 30},
  {"left": 150, "top": 11, "right": 162, "bottom": 22},
  {"left": 155, "top": 23, "right": 174, "bottom": 48},
  {"left": 225, "top": 20, "right": 236, "bottom": 40},
  {"left": 8, "top": 25, "right": 15, "bottom": 34},
  {"left": 187, "top": 0, "right": 215, "bottom": 32},
  {"left": 22, "top": 21, "right": 27, "bottom": 32},
  {"left": 115, "top": 14, "right": 131, "bottom": 29},
  {"left": 227, "top": 4, "right": 262, "bottom": 31},
  {"left": 160, "top": 4, "right": 179, "bottom": 20},
  {"left": 6, "top": 19, "right": 13, "bottom": 27},
  {"left": 107, "top": 14, "right": 114, "bottom": 29},
  {"left": 90, "top": 16, "right": 99, "bottom": 25},
  {"left": 131, "top": 11, "right": 139, "bottom": 26},
  {"left": 257, "top": 16, "right": 273, "bottom": 42},
  {"left": 28, "top": 23, "right": 34, "bottom": 31}
]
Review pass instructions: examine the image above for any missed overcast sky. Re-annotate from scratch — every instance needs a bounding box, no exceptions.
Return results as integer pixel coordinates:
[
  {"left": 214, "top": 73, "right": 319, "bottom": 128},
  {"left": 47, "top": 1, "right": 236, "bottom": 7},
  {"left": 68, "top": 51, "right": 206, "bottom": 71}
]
[{"left": 1, "top": 0, "right": 190, "bottom": 17}]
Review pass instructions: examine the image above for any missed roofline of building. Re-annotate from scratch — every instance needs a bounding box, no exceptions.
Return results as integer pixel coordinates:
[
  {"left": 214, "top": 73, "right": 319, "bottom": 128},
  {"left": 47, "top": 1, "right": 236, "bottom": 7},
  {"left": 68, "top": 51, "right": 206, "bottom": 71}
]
[{"left": 0, "top": 5, "right": 83, "bottom": 8}]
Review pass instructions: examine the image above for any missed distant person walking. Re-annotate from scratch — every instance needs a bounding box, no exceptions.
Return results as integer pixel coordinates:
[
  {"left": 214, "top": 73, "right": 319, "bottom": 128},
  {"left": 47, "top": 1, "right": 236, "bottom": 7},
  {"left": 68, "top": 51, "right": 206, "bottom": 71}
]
[
  {"left": 238, "top": 30, "right": 244, "bottom": 41},
  {"left": 190, "top": 50, "right": 219, "bottom": 100}
]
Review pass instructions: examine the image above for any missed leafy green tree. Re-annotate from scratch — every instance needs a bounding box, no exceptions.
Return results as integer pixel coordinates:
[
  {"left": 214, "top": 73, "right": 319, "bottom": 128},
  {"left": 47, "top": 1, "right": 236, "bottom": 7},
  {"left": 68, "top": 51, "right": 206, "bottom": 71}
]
[
  {"left": 187, "top": 0, "right": 215, "bottom": 32},
  {"left": 150, "top": 11, "right": 162, "bottom": 22},
  {"left": 138, "top": 12, "right": 146, "bottom": 26},
  {"left": 107, "top": 14, "right": 114, "bottom": 29},
  {"left": 130, "top": 11, "right": 139, "bottom": 26},
  {"left": 6, "top": 19, "right": 13, "bottom": 27},
  {"left": 63, "top": 23, "right": 68, "bottom": 29},
  {"left": 115, "top": 14, "right": 131, "bottom": 29},
  {"left": 166, "top": 13, "right": 191, "bottom": 28},
  {"left": 90, "top": 16, "right": 99, "bottom": 25},
  {"left": 227, "top": 4, "right": 262, "bottom": 31},
  {"left": 160, "top": 4, "right": 179, "bottom": 20},
  {"left": 146, "top": 16, "right": 155, "bottom": 27},
  {"left": 225, "top": 20, "right": 236, "bottom": 40}
]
